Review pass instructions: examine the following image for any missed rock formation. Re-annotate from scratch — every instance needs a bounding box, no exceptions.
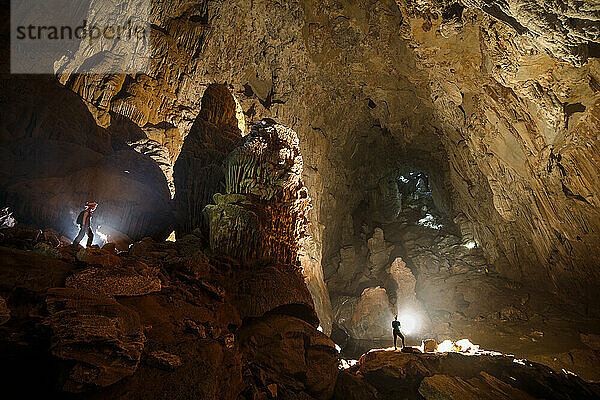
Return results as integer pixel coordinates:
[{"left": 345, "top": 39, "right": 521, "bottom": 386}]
[
  {"left": 0, "top": 76, "right": 173, "bottom": 243},
  {"left": 204, "top": 119, "right": 310, "bottom": 266},
  {"left": 48, "top": 0, "right": 600, "bottom": 307},
  {"left": 0, "top": 231, "right": 338, "bottom": 398},
  {"left": 174, "top": 84, "right": 243, "bottom": 236},
  {"left": 202, "top": 118, "right": 332, "bottom": 332},
  {"left": 339, "top": 349, "right": 599, "bottom": 399}
]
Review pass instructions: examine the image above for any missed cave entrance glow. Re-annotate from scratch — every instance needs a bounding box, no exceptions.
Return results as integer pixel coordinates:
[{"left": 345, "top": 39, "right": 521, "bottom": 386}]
[{"left": 328, "top": 167, "right": 479, "bottom": 358}]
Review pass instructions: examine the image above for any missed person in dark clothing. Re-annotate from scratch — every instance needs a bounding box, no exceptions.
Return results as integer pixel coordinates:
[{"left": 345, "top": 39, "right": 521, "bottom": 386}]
[
  {"left": 73, "top": 202, "right": 97, "bottom": 247},
  {"left": 392, "top": 315, "right": 405, "bottom": 350}
]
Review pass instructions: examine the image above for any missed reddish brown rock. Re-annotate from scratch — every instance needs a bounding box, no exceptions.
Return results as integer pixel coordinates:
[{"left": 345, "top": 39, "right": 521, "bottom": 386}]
[
  {"left": 231, "top": 265, "right": 317, "bottom": 325},
  {"left": 45, "top": 288, "right": 146, "bottom": 392},
  {"left": 65, "top": 265, "right": 161, "bottom": 297},
  {"left": 146, "top": 350, "right": 183, "bottom": 371},
  {"left": 238, "top": 314, "right": 339, "bottom": 399},
  {"left": 76, "top": 246, "right": 123, "bottom": 268}
]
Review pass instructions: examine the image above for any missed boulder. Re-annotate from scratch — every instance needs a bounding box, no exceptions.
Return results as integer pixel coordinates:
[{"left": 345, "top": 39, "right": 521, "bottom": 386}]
[
  {"left": 238, "top": 314, "right": 339, "bottom": 399},
  {"left": 0, "top": 247, "right": 75, "bottom": 293},
  {"left": 346, "top": 350, "right": 597, "bottom": 399},
  {"left": 422, "top": 339, "right": 438, "bottom": 353},
  {"left": 45, "top": 288, "right": 146, "bottom": 392},
  {"left": 65, "top": 265, "right": 161, "bottom": 297},
  {"left": 33, "top": 242, "right": 62, "bottom": 259},
  {"left": 231, "top": 265, "right": 317, "bottom": 325},
  {"left": 76, "top": 246, "right": 123, "bottom": 268}
]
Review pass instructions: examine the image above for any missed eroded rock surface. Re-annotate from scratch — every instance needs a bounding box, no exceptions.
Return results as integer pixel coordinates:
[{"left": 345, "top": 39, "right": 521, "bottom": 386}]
[
  {"left": 174, "top": 84, "right": 243, "bottom": 236},
  {"left": 45, "top": 288, "right": 146, "bottom": 392},
  {"left": 0, "top": 229, "right": 338, "bottom": 399},
  {"left": 204, "top": 119, "right": 310, "bottom": 266},
  {"left": 341, "top": 349, "right": 599, "bottom": 399},
  {"left": 0, "top": 77, "right": 173, "bottom": 243}
]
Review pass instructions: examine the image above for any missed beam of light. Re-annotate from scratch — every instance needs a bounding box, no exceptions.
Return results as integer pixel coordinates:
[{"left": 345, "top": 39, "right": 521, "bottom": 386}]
[
  {"left": 398, "top": 312, "right": 419, "bottom": 335},
  {"left": 95, "top": 226, "right": 108, "bottom": 244}
]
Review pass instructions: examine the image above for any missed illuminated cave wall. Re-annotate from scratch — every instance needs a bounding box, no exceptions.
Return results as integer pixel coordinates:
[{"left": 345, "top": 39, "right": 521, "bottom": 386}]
[
  {"left": 39, "top": 0, "right": 600, "bottom": 330},
  {"left": 0, "top": 76, "right": 173, "bottom": 242}
]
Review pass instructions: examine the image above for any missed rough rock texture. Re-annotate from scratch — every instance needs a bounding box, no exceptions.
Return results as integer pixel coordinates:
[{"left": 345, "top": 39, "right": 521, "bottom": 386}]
[
  {"left": 75, "top": 247, "right": 124, "bottom": 268},
  {"left": 0, "top": 228, "right": 338, "bottom": 398},
  {"left": 204, "top": 119, "right": 310, "bottom": 266},
  {"left": 146, "top": 350, "right": 183, "bottom": 371},
  {"left": 238, "top": 313, "right": 339, "bottom": 399},
  {"left": 49, "top": 0, "right": 600, "bottom": 322},
  {"left": 202, "top": 118, "right": 332, "bottom": 332},
  {"left": 330, "top": 174, "right": 600, "bottom": 381},
  {"left": 66, "top": 265, "right": 162, "bottom": 297},
  {"left": 2, "top": 0, "right": 600, "bottom": 396},
  {"left": 343, "top": 349, "right": 599, "bottom": 399},
  {"left": 231, "top": 265, "right": 318, "bottom": 325},
  {"left": 174, "top": 84, "right": 243, "bottom": 235},
  {"left": 45, "top": 288, "right": 147, "bottom": 392}
]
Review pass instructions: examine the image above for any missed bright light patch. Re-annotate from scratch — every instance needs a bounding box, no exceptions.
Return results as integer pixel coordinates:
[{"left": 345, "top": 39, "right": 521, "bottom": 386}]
[
  {"left": 437, "top": 339, "right": 454, "bottom": 352},
  {"left": 166, "top": 230, "right": 176, "bottom": 242},
  {"left": 455, "top": 338, "right": 479, "bottom": 352},
  {"left": 95, "top": 227, "right": 108, "bottom": 243},
  {"left": 464, "top": 240, "right": 477, "bottom": 249},
  {"left": 335, "top": 343, "right": 341, "bottom": 352},
  {"left": 339, "top": 359, "right": 358, "bottom": 369},
  {"left": 398, "top": 312, "right": 419, "bottom": 335},
  {"left": 317, "top": 325, "right": 323, "bottom": 332},
  {"left": 417, "top": 214, "right": 442, "bottom": 230}
]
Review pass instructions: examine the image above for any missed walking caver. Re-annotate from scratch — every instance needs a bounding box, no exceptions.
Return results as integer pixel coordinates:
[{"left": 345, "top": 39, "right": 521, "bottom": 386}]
[{"left": 73, "top": 202, "right": 97, "bottom": 247}]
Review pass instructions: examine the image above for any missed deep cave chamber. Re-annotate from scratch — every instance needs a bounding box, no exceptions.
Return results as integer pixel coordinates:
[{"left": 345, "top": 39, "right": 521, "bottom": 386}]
[{"left": 2, "top": 0, "right": 600, "bottom": 396}]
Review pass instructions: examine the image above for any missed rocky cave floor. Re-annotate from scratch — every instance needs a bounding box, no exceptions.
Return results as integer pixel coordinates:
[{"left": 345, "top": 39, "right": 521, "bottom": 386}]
[{"left": 1, "top": 221, "right": 600, "bottom": 399}]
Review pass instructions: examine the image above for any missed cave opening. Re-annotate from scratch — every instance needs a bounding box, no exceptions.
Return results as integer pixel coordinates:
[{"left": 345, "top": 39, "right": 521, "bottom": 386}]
[{"left": 326, "top": 164, "right": 479, "bottom": 357}]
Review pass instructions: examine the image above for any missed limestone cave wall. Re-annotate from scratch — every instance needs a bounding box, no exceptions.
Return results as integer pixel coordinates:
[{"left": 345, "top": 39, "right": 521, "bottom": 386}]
[
  {"left": 0, "top": 76, "right": 173, "bottom": 242},
  {"left": 14, "top": 0, "right": 600, "bottom": 326}
]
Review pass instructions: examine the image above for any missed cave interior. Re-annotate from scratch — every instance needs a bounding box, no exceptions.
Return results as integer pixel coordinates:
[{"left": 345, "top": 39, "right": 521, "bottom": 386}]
[{"left": 1, "top": 0, "right": 600, "bottom": 399}]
